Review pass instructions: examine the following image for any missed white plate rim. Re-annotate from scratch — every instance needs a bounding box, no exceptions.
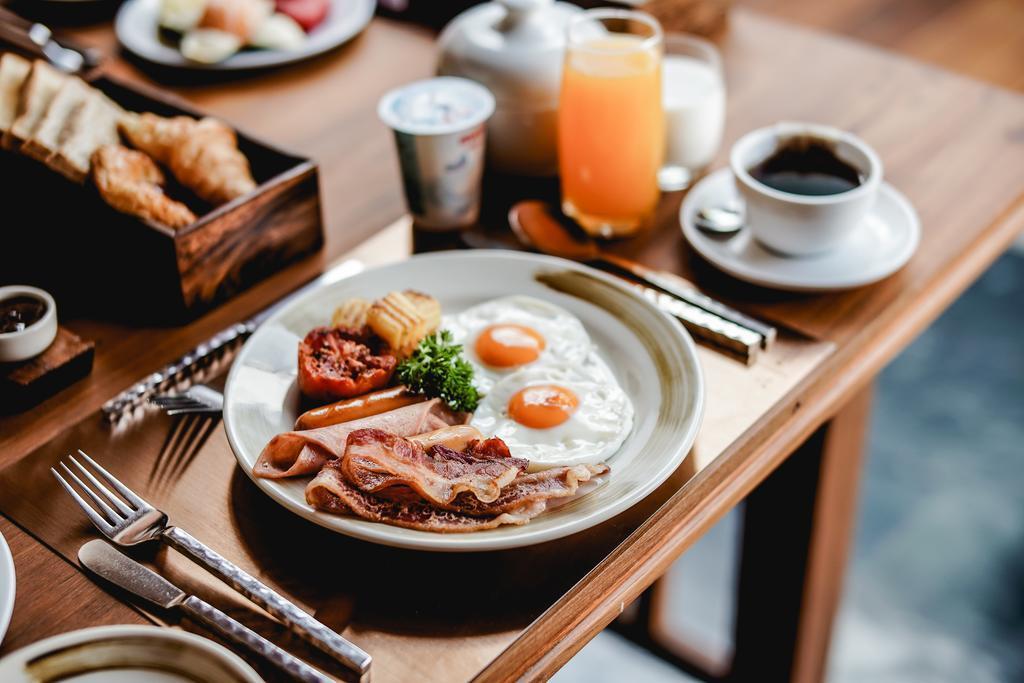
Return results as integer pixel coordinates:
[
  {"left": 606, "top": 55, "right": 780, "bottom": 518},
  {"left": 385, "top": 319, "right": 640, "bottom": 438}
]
[
  {"left": 115, "top": 0, "right": 376, "bottom": 71},
  {"left": 0, "top": 530, "right": 13, "bottom": 647},
  {"left": 223, "top": 250, "right": 705, "bottom": 552},
  {"left": 680, "top": 168, "right": 921, "bottom": 292},
  {"left": 0, "top": 625, "right": 262, "bottom": 681}
]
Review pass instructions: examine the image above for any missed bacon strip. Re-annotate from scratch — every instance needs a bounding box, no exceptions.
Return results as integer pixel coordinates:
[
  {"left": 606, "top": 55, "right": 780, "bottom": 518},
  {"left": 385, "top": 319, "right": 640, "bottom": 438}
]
[
  {"left": 341, "top": 429, "right": 529, "bottom": 504},
  {"left": 305, "top": 453, "right": 609, "bottom": 533},
  {"left": 435, "top": 463, "right": 609, "bottom": 516},
  {"left": 253, "top": 400, "right": 463, "bottom": 479},
  {"left": 305, "top": 466, "right": 548, "bottom": 532}
]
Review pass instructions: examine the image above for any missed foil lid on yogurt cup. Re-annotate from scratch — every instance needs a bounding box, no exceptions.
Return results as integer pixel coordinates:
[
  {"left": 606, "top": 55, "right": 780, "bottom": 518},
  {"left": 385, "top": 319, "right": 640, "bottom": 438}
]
[{"left": 378, "top": 76, "right": 495, "bottom": 136}]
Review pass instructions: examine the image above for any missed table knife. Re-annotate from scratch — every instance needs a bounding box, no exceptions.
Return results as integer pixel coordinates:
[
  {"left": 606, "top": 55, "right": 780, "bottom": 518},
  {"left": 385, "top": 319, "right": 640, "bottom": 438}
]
[
  {"left": 631, "top": 282, "right": 763, "bottom": 365},
  {"left": 78, "top": 540, "right": 337, "bottom": 683},
  {"left": 598, "top": 252, "right": 777, "bottom": 348},
  {"left": 102, "top": 259, "right": 366, "bottom": 421}
]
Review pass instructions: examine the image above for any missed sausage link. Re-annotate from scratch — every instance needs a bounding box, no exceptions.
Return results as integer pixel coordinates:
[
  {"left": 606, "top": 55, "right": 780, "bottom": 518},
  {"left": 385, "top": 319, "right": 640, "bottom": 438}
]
[{"left": 295, "top": 386, "right": 423, "bottom": 430}]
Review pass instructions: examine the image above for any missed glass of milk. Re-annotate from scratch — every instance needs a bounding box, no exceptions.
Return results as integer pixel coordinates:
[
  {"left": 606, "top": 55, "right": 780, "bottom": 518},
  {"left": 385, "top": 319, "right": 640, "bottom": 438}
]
[{"left": 659, "top": 34, "right": 725, "bottom": 191}]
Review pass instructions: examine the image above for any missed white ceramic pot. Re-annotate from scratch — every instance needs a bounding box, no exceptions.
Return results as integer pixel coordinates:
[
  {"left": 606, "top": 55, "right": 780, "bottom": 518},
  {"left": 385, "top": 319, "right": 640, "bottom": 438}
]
[
  {"left": 0, "top": 285, "right": 57, "bottom": 363},
  {"left": 437, "top": 0, "right": 580, "bottom": 176},
  {"left": 731, "top": 122, "right": 883, "bottom": 256}
]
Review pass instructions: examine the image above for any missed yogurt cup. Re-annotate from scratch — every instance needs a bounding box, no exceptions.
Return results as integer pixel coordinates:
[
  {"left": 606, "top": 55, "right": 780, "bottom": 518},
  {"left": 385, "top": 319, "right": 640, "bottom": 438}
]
[{"left": 378, "top": 77, "right": 495, "bottom": 230}]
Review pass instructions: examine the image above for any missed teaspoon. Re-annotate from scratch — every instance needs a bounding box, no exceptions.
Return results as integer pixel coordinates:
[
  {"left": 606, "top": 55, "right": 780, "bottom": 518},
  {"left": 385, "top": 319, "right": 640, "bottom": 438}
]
[{"left": 695, "top": 205, "right": 744, "bottom": 234}]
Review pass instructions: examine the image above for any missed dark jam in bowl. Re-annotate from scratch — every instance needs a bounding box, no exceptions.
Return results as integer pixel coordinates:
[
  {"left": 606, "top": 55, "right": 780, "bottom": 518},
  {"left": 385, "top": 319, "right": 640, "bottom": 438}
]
[{"left": 0, "top": 295, "right": 48, "bottom": 334}]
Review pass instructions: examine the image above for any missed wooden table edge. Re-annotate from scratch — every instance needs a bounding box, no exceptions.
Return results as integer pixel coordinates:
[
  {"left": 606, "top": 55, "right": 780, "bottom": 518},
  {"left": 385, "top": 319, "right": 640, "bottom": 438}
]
[{"left": 474, "top": 196, "right": 1024, "bottom": 681}]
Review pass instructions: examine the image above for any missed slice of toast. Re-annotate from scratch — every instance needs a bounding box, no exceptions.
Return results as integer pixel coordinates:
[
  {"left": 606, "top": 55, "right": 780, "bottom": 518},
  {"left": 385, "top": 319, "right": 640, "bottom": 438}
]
[
  {"left": 51, "top": 91, "right": 124, "bottom": 183},
  {"left": 0, "top": 53, "right": 31, "bottom": 146},
  {"left": 21, "top": 76, "right": 90, "bottom": 163},
  {"left": 7, "top": 60, "right": 66, "bottom": 151}
]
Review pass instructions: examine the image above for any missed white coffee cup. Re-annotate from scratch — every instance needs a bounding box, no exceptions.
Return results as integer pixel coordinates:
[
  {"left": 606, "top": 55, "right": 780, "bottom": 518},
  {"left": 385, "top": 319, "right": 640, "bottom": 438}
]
[{"left": 730, "top": 122, "right": 882, "bottom": 256}]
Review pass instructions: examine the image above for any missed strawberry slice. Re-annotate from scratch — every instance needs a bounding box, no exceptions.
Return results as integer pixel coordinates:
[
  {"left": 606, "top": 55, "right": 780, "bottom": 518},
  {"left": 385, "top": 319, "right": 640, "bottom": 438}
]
[{"left": 276, "top": 0, "right": 331, "bottom": 32}]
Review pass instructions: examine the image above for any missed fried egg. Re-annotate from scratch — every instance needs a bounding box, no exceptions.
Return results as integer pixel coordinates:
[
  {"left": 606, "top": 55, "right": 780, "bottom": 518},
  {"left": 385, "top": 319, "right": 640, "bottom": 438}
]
[
  {"left": 470, "top": 363, "right": 634, "bottom": 469},
  {"left": 443, "top": 296, "right": 592, "bottom": 393}
]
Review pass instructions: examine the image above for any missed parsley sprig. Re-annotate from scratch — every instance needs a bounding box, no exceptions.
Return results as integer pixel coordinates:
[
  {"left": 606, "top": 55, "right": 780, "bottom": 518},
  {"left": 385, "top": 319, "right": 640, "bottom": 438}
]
[{"left": 396, "top": 331, "right": 480, "bottom": 412}]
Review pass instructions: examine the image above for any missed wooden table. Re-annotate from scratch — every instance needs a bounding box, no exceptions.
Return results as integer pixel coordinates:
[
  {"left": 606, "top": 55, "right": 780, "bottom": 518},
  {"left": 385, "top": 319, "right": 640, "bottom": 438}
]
[{"left": 2, "top": 8, "right": 1023, "bottom": 683}]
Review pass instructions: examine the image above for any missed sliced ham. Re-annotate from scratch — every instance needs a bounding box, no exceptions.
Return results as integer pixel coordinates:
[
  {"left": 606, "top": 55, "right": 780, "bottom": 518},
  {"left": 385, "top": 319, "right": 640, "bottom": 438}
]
[
  {"left": 341, "top": 428, "right": 528, "bottom": 505},
  {"left": 253, "top": 399, "right": 464, "bottom": 479}
]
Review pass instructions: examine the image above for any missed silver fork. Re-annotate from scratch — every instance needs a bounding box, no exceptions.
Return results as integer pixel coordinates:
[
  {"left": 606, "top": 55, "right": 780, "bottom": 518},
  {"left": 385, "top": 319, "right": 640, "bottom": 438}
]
[
  {"left": 150, "top": 385, "right": 224, "bottom": 416},
  {"left": 52, "top": 450, "right": 372, "bottom": 682}
]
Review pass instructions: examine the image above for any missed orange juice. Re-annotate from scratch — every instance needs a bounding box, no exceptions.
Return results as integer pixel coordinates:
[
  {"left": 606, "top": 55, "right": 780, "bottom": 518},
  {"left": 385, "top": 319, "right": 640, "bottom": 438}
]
[{"left": 559, "top": 34, "right": 664, "bottom": 237}]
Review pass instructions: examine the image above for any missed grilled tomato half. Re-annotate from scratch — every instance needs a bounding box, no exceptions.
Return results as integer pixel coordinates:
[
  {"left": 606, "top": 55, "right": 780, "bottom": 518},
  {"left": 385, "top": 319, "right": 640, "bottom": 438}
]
[{"left": 298, "top": 326, "right": 397, "bottom": 403}]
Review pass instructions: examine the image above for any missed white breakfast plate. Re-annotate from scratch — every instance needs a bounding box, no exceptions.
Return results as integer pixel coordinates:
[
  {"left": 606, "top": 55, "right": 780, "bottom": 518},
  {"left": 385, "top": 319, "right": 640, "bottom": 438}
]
[
  {"left": 116, "top": 0, "right": 375, "bottom": 71},
  {"left": 224, "top": 251, "right": 705, "bottom": 552},
  {"left": 0, "top": 625, "right": 262, "bottom": 682},
  {"left": 0, "top": 529, "right": 13, "bottom": 646},
  {"left": 681, "top": 168, "right": 920, "bottom": 292}
]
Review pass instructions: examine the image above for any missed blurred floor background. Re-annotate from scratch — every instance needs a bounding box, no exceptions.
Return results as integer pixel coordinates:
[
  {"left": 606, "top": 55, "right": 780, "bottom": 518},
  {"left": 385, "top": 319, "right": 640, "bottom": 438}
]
[{"left": 555, "top": 1, "right": 1024, "bottom": 680}]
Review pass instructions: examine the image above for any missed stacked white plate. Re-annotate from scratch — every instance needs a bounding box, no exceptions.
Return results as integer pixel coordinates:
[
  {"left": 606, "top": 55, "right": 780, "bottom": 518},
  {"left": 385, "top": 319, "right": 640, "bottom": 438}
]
[{"left": 0, "top": 625, "right": 262, "bottom": 682}]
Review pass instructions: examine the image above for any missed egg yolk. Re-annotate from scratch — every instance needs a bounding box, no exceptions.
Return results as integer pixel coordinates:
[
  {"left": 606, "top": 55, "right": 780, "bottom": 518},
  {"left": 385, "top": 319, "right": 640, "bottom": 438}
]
[
  {"left": 508, "top": 385, "right": 579, "bottom": 429},
  {"left": 475, "top": 324, "right": 546, "bottom": 368}
]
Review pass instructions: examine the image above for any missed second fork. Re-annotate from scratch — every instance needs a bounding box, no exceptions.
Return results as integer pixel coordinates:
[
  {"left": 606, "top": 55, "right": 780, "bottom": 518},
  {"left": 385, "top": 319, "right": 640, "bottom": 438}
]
[{"left": 150, "top": 385, "right": 224, "bottom": 416}]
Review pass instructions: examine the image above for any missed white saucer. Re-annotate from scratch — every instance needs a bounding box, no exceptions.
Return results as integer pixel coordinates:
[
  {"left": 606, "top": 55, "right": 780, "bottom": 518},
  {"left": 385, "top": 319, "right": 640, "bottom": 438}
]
[{"left": 680, "top": 168, "right": 920, "bottom": 292}]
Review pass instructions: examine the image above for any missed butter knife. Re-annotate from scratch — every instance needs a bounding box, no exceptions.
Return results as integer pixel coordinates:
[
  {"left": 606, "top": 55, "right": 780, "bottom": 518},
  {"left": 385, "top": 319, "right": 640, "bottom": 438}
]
[
  {"left": 631, "top": 282, "right": 763, "bottom": 365},
  {"left": 102, "top": 259, "right": 365, "bottom": 421},
  {"left": 78, "top": 540, "right": 335, "bottom": 683},
  {"left": 599, "top": 252, "right": 778, "bottom": 349}
]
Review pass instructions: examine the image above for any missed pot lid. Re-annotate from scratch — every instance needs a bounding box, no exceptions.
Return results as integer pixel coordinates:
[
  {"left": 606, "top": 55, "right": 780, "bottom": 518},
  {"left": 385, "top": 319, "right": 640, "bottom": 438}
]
[{"left": 437, "top": 0, "right": 580, "bottom": 104}]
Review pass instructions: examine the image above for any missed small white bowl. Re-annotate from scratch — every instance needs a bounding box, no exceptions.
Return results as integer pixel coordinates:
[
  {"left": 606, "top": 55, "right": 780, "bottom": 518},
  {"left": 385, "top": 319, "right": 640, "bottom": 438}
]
[{"left": 0, "top": 285, "right": 57, "bottom": 363}]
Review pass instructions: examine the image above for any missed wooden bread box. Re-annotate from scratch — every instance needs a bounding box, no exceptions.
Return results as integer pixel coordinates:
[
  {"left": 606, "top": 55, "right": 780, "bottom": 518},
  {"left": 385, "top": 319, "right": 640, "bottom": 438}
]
[{"left": 3, "top": 73, "right": 324, "bottom": 324}]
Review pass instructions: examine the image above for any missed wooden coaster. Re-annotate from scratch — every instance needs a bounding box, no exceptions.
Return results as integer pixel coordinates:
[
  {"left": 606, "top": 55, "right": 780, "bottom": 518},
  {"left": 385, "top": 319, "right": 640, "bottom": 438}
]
[{"left": 1, "top": 326, "right": 94, "bottom": 413}]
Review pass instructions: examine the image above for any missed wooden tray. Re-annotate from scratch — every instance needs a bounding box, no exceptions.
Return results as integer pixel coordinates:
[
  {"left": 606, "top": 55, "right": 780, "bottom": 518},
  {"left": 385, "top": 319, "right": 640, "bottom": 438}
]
[{"left": 3, "top": 73, "right": 324, "bottom": 323}]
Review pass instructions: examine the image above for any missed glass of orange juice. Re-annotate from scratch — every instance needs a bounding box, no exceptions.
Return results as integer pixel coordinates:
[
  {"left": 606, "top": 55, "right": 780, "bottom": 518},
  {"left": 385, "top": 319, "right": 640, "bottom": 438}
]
[{"left": 559, "top": 9, "right": 665, "bottom": 238}]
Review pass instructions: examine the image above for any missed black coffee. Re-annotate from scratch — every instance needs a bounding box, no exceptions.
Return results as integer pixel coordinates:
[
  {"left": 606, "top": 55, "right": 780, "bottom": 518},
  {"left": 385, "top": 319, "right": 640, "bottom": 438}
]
[{"left": 749, "top": 136, "right": 863, "bottom": 196}]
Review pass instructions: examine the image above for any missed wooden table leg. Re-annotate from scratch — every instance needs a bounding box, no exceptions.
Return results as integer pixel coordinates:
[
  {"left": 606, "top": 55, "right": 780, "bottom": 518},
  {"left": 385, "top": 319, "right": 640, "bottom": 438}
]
[{"left": 729, "top": 383, "right": 873, "bottom": 683}]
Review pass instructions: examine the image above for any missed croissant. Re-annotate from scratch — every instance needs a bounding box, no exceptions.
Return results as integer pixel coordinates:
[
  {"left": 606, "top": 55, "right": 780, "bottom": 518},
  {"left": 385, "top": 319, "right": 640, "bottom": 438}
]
[
  {"left": 92, "top": 144, "right": 197, "bottom": 229},
  {"left": 120, "top": 112, "right": 256, "bottom": 205}
]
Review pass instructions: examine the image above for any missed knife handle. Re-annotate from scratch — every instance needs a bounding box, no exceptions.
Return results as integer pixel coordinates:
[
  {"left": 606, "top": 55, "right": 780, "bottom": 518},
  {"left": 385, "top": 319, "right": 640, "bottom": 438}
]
[
  {"left": 100, "top": 322, "right": 251, "bottom": 421},
  {"left": 598, "top": 253, "right": 777, "bottom": 348},
  {"left": 181, "top": 595, "right": 334, "bottom": 683},
  {"left": 164, "top": 527, "right": 371, "bottom": 681},
  {"left": 631, "top": 284, "right": 762, "bottom": 365}
]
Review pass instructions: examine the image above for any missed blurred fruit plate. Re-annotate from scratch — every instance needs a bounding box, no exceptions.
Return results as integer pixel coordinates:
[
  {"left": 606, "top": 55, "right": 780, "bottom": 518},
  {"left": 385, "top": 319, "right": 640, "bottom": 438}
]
[{"left": 117, "top": 0, "right": 376, "bottom": 70}]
